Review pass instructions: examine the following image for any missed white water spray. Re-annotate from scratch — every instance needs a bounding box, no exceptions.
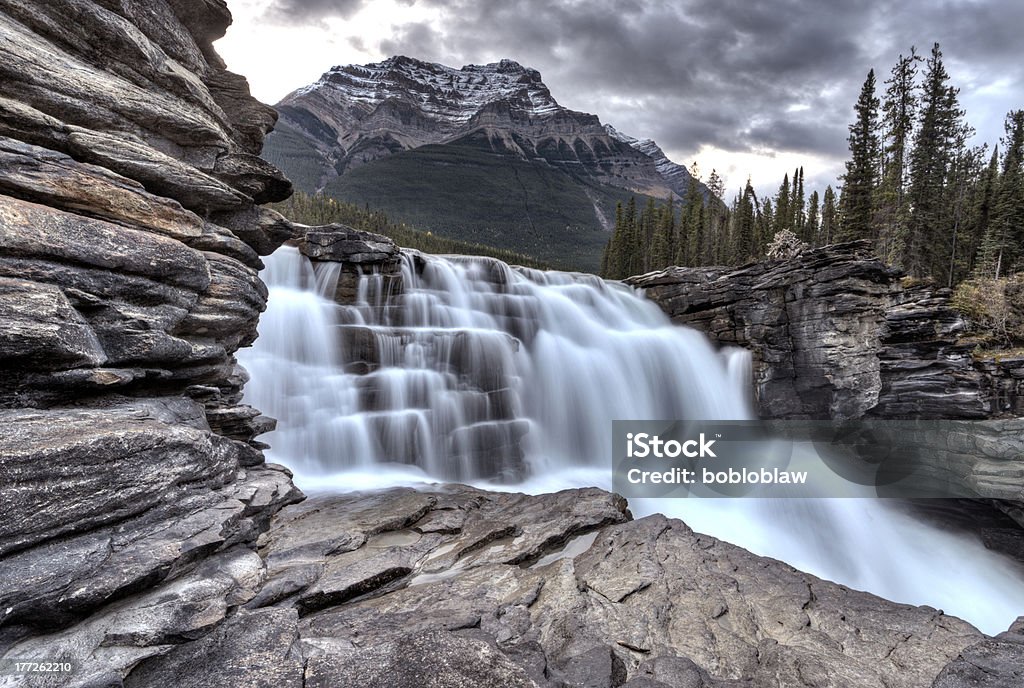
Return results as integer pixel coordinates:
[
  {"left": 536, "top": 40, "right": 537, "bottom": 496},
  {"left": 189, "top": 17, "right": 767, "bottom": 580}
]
[{"left": 239, "top": 246, "right": 1024, "bottom": 635}]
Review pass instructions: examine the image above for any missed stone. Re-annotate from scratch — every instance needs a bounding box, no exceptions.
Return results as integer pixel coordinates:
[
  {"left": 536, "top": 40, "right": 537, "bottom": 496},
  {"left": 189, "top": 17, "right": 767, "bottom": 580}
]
[
  {"left": 298, "top": 225, "right": 399, "bottom": 264},
  {"left": 123, "top": 608, "right": 305, "bottom": 688},
  {"left": 0, "top": 277, "right": 106, "bottom": 369},
  {"left": 628, "top": 241, "right": 897, "bottom": 420},
  {"left": 0, "top": 0, "right": 301, "bottom": 662},
  {"left": 932, "top": 616, "right": 1024, "bottom": 687},
  {"left": 284, "top": 488, "right": 979, "bottom": 688}
]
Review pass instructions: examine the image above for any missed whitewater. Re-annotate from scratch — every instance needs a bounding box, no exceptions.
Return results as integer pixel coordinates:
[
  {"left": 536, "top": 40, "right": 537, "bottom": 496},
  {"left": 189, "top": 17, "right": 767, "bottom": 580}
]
[{"left": 239, "top": 245, "right": 1024, "bottom": 635}]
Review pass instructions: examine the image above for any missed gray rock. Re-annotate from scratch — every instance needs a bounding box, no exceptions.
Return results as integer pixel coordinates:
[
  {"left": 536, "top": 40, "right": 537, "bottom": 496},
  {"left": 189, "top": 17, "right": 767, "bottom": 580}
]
[
  {"left": 629, "top": 241, "right": 897, "bottom": 420},
  {"left": 932, "top": 616, "right": 1024, "bottom": 688},
  {"left": 281, "top": 488, "right": 976, "bottom": 688},
  {"left": 303, "top": 629, "right": 545, "bottom": 688},
  {"left": 124, "top": 608, "right": 305, "bottom": 688},
  {"left": 0, "top": 277, "right": 106, "bottom": 369},
  {"left": 0, "top": 0, "right": 301, "bottom": 661}
]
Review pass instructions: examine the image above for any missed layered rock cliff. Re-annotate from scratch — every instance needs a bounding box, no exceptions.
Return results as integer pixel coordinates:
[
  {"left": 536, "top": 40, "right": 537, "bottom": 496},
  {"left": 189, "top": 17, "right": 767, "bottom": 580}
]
[
  {"left": 627, "top": 241, "right": 1024, "bottom": 530},
  {"left": 0, "top": 0, "right": 301, "bottom": 644},
  {"left": 627, "top": 241, "right": 1018, "bottom": 421}
]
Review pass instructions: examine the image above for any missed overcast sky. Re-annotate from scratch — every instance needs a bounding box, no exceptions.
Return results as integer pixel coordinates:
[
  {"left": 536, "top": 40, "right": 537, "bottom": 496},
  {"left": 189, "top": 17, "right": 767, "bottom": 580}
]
[{"left": 216, "top": 0, "right": 1022, "bottom": 198}]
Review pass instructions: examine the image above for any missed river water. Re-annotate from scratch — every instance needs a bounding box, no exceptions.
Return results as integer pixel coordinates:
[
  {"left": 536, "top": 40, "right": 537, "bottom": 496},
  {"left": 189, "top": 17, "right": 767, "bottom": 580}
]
[{"left": 239, "top": 246, "right": 1024, "bottom": 635}]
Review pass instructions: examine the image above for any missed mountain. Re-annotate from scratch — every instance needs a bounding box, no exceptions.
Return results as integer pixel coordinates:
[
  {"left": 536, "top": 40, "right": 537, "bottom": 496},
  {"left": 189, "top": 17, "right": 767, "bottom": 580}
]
[{"left": 263, "top": 56, "right": 709, "bottom": 270}]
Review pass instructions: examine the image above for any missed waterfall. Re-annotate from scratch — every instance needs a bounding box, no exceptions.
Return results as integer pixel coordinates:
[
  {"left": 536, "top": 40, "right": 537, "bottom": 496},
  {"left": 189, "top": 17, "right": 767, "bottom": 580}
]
[{"left": 239, "top": 246, "right": 1024, "bottom": 635}]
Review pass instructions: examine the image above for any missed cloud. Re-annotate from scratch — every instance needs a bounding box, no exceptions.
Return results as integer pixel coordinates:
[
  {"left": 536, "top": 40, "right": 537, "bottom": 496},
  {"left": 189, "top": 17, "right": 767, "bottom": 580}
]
[
  {"left": 245, "top": 0, "right": 1024, "bottom": 191},
  {"left": 263, "top": 0, "right": 368, "bottom": 25}
]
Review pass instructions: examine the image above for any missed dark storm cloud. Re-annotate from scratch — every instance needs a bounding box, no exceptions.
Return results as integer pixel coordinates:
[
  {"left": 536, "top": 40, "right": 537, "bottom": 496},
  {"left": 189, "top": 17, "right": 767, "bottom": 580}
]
[
  {"left": 263, "top": 0, "right": 1023, "bottom": 186},
  {"left": 263, "top": 0, "right": 368, "bottom": 25}
]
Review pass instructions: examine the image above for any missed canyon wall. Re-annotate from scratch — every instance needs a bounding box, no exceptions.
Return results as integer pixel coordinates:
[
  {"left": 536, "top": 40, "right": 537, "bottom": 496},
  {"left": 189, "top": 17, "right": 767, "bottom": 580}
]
[
  {"left": 628, "top": 241, "right": 1024, "bottom": 525},
  {"left": 0, "top": 0, "right": 302, "bottom": 647}
]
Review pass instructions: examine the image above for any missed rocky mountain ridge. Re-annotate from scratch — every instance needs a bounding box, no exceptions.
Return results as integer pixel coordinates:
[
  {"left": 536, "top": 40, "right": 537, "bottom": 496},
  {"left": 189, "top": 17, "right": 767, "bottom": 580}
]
[
  {"left": 262, "top": 55, "right": 713, "bottom": 270},
  {"left": 271, "top": 55, "right": 699, "bottom": 199}
]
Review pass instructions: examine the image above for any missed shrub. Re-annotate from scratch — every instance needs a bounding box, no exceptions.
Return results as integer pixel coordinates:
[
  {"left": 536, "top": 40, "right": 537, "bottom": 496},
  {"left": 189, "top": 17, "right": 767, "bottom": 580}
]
[{"left": 952, "top": 274, "right": 1024, "bottom": 347}]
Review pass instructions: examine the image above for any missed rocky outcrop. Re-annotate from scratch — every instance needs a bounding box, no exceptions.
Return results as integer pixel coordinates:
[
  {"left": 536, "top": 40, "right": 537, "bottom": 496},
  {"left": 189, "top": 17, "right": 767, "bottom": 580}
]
[
  {"left": 933, "top": 616, "right": 1024, "bottom": 688},
  {"left": 628, "top": 242, "right": 898, "bottom": 420},
  {"left": 0, "top": 0, "right": 301, "bottom": 649},
  {"left": 295, "top": 223, "right": 404, "bottom": 305},
  {"left": 975, "top": 354, "right": 1024, "bottom": 417},
  {"left": 1, "top": 486, "right": 993, "bottom": 687},
  {"left": 872, "top": 283, "right": 989, "bottom": 419},
  {"left": 628, "top": 242, "right": 1018, "bottom": 423},
  {"left": 628, "top": 243, "right": 1024, "bottom": 529}
]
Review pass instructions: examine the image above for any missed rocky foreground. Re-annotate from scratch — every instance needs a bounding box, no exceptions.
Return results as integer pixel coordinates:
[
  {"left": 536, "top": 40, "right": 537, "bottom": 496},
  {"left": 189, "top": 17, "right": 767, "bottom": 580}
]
[
  {"left": 0, "top": 1, "right": 1022, "bottom": 687},
  {"left": 6, "top": 484, "right": 1019, "bottom": 688}
]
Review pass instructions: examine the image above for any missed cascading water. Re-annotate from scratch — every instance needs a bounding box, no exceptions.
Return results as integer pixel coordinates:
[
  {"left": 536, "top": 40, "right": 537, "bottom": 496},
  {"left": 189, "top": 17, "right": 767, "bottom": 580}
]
[{"left": 239, "top": 245, "right": 1024, "bottom": 635}]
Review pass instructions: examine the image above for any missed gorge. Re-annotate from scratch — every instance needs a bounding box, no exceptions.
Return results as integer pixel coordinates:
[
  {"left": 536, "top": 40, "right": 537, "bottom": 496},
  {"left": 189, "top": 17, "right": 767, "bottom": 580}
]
[{"left": 1, "top": 2, "right": 1023, "bottom": 687}]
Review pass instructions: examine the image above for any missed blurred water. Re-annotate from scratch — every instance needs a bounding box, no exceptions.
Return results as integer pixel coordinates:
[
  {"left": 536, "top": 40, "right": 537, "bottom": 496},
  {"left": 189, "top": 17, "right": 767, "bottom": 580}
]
[{"left": 239, "top": 246, "right": 1024, "bottom": 635}]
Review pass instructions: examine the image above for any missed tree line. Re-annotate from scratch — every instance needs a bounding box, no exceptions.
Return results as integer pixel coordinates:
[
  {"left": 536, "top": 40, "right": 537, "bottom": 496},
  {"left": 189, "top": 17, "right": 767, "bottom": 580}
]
[
  {"left": 601, "top": 43, "right": 1024, "bottom": 285},
  {"left": 272, "top": 191, "right": 553, "bottom": 269}
]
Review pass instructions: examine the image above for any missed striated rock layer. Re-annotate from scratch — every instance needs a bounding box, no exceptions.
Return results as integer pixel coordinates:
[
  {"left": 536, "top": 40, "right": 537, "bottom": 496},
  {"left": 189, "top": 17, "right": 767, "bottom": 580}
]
[
  {"left": 0, "top": 0, "right": 301, "bottom": 646},
  {"left": 628, "top": 241, "right": 1024, "bottom": 527},
  {"left": 627, "top": 240, "right": 1018, "bottom": 422}
]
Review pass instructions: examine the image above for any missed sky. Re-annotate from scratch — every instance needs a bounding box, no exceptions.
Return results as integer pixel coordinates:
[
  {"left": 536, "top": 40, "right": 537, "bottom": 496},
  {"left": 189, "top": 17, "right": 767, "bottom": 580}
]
[{"left": 216, "top": 0, "right": 1023, "bottom": 199}]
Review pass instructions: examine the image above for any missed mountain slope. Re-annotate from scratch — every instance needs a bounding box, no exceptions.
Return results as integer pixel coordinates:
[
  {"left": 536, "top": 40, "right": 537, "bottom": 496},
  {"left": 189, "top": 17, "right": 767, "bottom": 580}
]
[{"left": 263, "top": 56, "right": 708, "bottom": 270}]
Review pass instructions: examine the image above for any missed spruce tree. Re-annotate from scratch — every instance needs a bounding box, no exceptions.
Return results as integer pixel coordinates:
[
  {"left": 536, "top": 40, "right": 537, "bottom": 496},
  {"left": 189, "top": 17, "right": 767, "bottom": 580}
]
[
  {"left": 878, "top": 48, "right": 920, "bottom": 263},
  {"left": 792, "top": 166, "right": 806, "bottom": 240},
  {"left": 705, "top": 170, "right": 726, "bottom": 264},
  {"left": 773, "top": 173, "right": 791, "bottom": 238},
  {"left": 970, "top": 148, "right": 1002, "bottom": 277},
  {"left": 839, "top": 69, "right": 881, "bottom": 242},
  {"left": 734, "top": 180, "right": 757, "bottom": 262},
  {"left": 903, "top": 43, "right": 966, "bottom": 280},
  {"left": 757, "top": 198, "right": 773, "bottom": 255},
  {"left": 651, "top": 195, "right": 676, "bottom": 269},
  {"left": 977, "top": 110, "right": 1024, "bottom": 277},
  {"left": 821, "top": 186, "right": 839, "bottom": 245},
  {"left": 806, "top": 190, "right": 820, "bottom": 245}
]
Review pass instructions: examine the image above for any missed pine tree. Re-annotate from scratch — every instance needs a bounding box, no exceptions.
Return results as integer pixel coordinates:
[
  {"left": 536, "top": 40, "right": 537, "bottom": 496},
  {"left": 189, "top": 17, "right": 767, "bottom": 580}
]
[
  {"left": 678, "top": 168, "right": 703, "bottom": 266},
  {"left": 651, "top": 195, "right": 676, "bottom": 269},
  {"left": 902, "top": 43, "right": 967, "bottom": 280},
  {"left": 877, "top": 48, "right": 920, "bottom": 263},
  {"left": 705, "top": 170, "right": 726, "bottom": 264},
  {"left": 733, "top": 180, "right": 757, "bottom": 262},
  {"left": 773, "top": 172, "right": 791, "bottom": 238},
  {"left": 839, "top": 69, "right": 881, "bottom": 242},
  {"left": 792, "top": 166, "right": 806, "bottom": 240},
  {"left": 977, "top": 110, "right": 1024, "bottom": 277},
  {"left": 623, "top": 196, "right": 642, "bottom": 277},
  {"left": 969, "top": 148, "right": 1001, "bottom": 277},
  {"left": 805, "top": 190, "right": 820, "bottom": 244},
  {"left": 757, "top": 198, "right": 773, "bottom": 255},
  {"left": 821, "top": 186, "right": 839, "bottom": 245}
]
